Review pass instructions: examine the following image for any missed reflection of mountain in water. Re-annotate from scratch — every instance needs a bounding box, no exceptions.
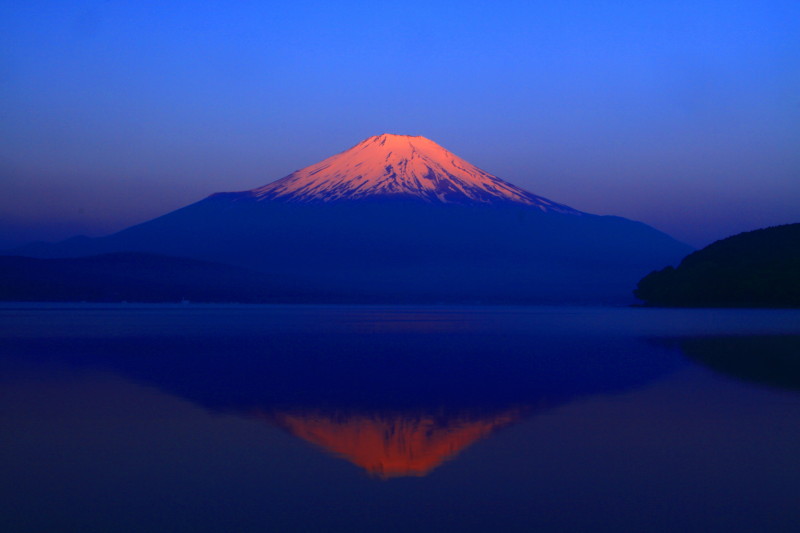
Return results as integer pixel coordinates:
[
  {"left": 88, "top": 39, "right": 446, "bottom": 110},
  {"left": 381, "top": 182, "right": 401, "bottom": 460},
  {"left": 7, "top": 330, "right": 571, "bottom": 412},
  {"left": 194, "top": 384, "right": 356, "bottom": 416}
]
[
  {"left": 680, "top": 336, "right": 800, "bottom": 392},
  {"left": 0, "top": 313, "right": 684, "bottom": 477},
  {"left": 261, "top": 409, "right": 523, "bottom": 478}
]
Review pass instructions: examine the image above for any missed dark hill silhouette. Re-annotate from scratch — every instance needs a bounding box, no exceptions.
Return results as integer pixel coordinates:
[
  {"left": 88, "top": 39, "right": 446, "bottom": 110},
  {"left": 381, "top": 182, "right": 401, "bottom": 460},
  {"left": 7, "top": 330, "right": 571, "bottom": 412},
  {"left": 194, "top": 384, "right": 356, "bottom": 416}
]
[
  {"left": 0, "top": 253, "right": 306, "bottom": 303},
  {"left": 635, "top": 223, "right": 800, "bottom": 307}
]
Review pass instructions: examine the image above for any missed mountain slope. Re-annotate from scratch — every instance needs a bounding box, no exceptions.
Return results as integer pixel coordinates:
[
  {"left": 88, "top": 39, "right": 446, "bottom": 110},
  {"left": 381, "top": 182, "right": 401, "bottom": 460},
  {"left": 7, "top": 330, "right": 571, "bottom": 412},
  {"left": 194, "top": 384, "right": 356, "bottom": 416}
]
[{"left": 6, "top": 134, "right": 693, "bottom": 303}]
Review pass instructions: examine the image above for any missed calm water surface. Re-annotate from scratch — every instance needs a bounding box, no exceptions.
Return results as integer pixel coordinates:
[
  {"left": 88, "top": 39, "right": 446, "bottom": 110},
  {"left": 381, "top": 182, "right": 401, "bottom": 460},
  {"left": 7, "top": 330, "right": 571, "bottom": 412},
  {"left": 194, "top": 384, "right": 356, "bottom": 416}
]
[{"left": 1, "top": 304, "right": 799, "bottom": 532}]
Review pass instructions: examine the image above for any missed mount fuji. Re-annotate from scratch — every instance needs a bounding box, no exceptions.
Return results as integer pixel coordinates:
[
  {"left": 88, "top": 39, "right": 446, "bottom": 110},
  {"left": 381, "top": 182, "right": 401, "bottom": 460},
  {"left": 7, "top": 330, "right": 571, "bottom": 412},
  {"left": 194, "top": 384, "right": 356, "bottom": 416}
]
[
  {"left": 5, "top": 134, "right": 692, "bottom": 303},
  {"left": 246, "top": 133, "right": 579, "bottom": 211}
]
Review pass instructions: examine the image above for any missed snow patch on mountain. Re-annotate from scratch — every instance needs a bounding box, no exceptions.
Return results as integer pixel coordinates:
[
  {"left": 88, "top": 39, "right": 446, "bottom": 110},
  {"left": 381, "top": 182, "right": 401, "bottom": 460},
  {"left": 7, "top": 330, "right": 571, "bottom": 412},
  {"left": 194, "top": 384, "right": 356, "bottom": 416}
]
[{"left": 239, "top": 134, "right": 581, "bottom": 213}]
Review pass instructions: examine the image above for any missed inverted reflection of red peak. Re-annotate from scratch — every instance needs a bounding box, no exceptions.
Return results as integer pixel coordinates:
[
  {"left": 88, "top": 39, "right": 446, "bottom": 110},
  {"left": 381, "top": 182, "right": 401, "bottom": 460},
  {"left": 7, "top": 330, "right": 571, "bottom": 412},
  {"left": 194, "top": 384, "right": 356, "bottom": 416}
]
[{"left": 265, "top": 410, "right": 521, "bottom": 478}]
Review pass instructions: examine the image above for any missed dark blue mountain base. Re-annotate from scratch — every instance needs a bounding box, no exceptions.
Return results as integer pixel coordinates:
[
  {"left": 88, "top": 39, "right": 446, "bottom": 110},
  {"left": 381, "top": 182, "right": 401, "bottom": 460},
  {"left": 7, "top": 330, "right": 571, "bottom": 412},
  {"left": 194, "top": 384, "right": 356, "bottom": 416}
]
[{"left": 7, "top": 199, "right": 691, "bottom": 304}]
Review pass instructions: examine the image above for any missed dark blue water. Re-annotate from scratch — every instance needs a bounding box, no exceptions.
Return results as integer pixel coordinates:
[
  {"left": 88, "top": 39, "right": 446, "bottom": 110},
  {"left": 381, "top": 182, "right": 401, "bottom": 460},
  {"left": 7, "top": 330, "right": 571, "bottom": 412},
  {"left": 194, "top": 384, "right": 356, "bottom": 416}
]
[{"left": 1, "top": 304, "right": 799, "bottom": 532}]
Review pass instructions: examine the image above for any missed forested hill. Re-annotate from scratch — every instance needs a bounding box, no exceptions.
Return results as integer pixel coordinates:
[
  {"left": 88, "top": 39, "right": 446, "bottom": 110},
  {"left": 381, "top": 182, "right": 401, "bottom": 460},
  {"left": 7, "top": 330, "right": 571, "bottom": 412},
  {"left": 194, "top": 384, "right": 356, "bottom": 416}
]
[{"left": 635, "top": 223, "right": 800, "bottom": 308}]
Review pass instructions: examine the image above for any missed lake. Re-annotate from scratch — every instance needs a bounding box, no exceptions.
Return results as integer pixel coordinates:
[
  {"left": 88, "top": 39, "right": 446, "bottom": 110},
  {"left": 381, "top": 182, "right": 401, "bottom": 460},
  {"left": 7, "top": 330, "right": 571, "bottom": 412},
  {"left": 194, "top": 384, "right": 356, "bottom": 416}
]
[{"left": 1, "top": 304, "right": 799, "bottom": 532}]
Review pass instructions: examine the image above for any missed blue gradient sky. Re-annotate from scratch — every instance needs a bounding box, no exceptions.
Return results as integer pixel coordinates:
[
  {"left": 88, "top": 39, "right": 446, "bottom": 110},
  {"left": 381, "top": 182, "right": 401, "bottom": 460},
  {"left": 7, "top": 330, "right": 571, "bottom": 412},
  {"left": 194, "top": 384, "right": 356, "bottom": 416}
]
[{"left": 1, "top": 0, "right": 798, "bottom": 248}]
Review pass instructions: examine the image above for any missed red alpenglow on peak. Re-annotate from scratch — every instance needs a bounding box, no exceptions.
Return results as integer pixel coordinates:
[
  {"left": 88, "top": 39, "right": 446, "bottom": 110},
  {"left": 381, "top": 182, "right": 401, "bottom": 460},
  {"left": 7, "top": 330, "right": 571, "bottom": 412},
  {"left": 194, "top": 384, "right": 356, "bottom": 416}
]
[{"left": 246, "top": 134, "right": 581, "bottom": 213}]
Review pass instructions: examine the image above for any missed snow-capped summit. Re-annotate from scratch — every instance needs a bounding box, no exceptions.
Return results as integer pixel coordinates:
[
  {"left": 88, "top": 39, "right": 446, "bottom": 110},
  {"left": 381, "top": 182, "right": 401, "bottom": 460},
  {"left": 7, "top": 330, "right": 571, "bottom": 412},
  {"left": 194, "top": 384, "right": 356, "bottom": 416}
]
[{"left": 243, "top": 134, "right": 580, "bottom": 213}]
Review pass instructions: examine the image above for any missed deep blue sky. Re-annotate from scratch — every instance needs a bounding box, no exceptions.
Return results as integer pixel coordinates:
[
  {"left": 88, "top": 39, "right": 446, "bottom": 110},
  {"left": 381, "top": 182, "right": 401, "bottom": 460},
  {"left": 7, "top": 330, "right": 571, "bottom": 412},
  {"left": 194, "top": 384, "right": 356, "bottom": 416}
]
[{"left": 1, "top": 0, "right": 798, "bottom": 248}]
